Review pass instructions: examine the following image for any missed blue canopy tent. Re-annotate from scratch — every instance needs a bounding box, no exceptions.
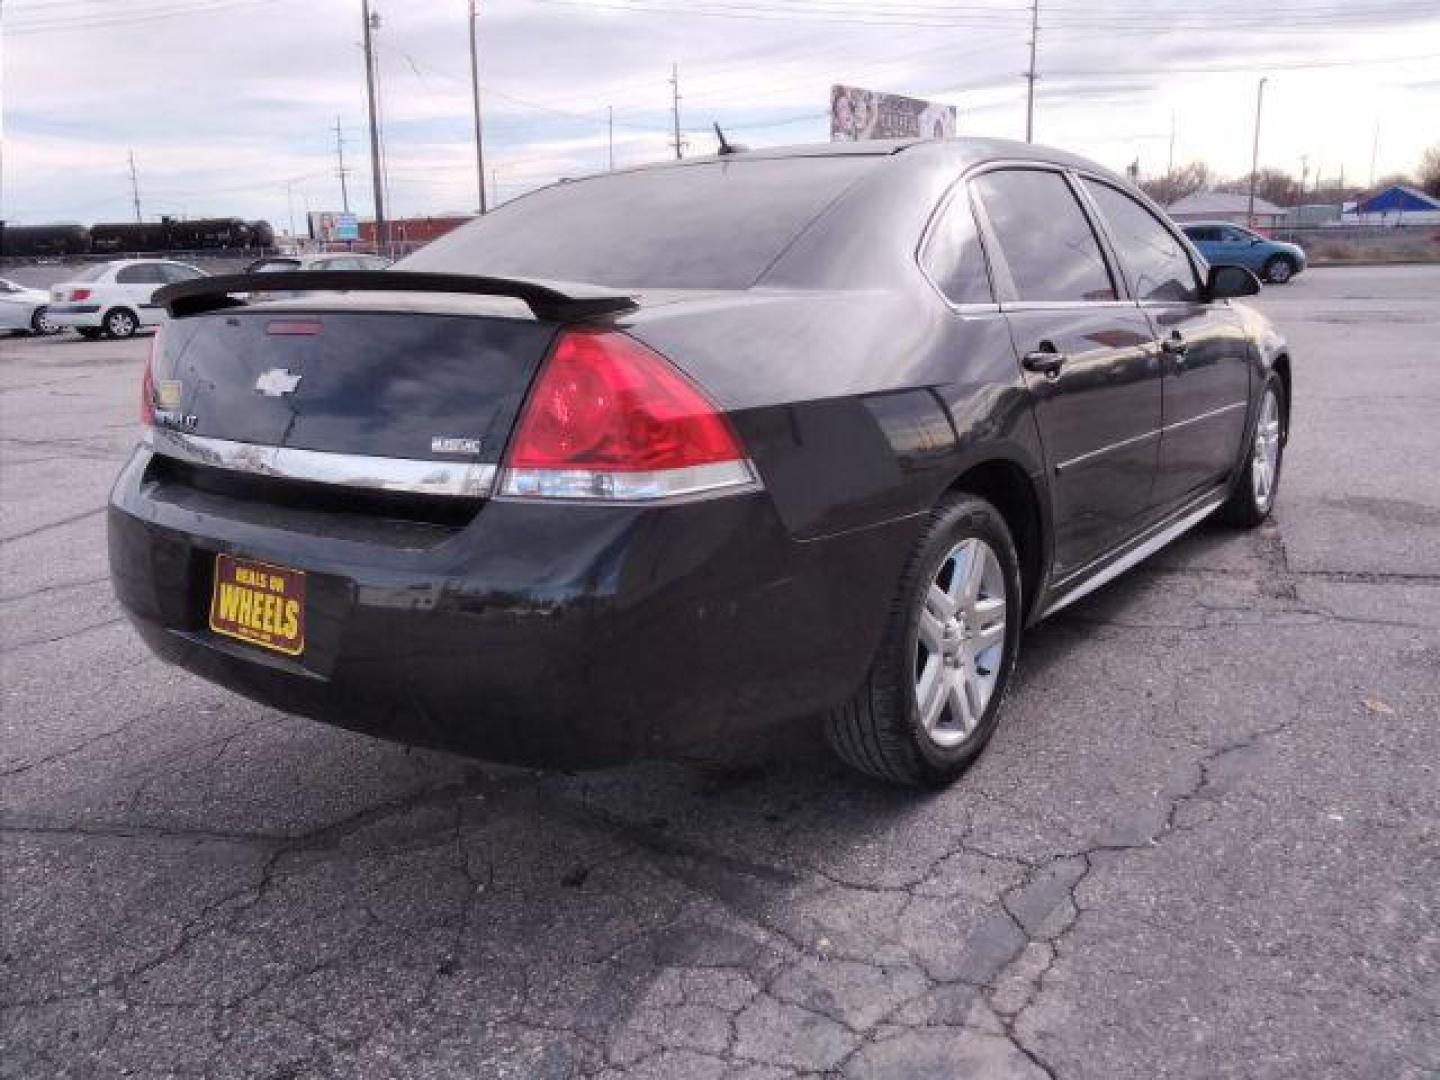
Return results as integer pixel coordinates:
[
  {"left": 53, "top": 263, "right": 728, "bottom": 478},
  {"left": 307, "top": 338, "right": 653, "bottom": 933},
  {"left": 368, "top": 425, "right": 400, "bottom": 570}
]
[{"left": 1353, "top": 185, "right": 1440, "bottom": 215}]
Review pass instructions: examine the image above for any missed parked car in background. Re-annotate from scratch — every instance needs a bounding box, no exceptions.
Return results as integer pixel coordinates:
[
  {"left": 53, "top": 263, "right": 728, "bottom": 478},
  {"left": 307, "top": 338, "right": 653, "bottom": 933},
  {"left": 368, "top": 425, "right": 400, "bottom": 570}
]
[
  {"left": 0, "top": 278, "right": 59, "bottom": 334},
  {"left": 112, "top": 138, "right": 1289, "bottom": 788},
  {"left": 48, "top": 260, "right": 207, "bottom": 338},
  {"left": 244, "top": 253, "right": 392, "bottom": 300},
  {"left": 245, "top": 253, "right": 392, "bottom": 273},
  {"left": 1179, "top": 221, "right": 1307, "bottom": 284}
]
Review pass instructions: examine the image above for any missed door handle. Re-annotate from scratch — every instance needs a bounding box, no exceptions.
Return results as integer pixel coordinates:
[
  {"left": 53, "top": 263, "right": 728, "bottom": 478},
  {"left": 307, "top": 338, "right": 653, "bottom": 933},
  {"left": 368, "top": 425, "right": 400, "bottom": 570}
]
[
  {"left": 1159, "top": 331, "right": 1189, "bottom": 358},
  {"left": 1022, "top": 343, "right": 1065, "bottom": 377}
]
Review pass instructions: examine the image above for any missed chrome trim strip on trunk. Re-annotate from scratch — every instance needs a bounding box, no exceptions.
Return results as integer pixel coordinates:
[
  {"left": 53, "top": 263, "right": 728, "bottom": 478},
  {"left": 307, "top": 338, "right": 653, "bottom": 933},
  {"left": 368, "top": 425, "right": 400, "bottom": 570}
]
[
  {"left": 144, "top": 428, "right": 497, "bottom": 499},
  {"left": 1040, "top": 490, "right": 1227, "bottom": 619}
]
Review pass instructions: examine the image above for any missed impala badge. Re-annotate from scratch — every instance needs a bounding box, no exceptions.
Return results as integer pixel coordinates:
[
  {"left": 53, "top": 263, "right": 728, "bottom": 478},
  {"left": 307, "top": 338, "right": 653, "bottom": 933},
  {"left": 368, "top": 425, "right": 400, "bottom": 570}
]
[{"left": 255, "top": 368, "right": 302, "bottom": 397}]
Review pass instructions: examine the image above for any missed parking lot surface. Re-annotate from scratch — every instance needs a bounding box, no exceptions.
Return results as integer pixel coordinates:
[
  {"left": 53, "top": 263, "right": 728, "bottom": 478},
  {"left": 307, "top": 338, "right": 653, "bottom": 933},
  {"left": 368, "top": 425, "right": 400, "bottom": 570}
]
[{"left": 2, "top": 265, "right": 1437, "bottom": 1079}]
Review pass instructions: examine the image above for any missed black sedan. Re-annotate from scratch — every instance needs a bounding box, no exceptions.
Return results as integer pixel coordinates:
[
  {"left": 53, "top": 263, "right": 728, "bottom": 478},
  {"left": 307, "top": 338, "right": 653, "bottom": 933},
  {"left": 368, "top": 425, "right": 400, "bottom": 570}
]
[{"left": 109, "top": 138, "right": 1290, "bottom": 787}]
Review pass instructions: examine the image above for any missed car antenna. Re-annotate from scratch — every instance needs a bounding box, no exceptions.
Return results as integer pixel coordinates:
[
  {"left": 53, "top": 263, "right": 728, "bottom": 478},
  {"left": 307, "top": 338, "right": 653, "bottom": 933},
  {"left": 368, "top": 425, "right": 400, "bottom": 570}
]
[{"left": 713, "top": 122, "right": 747, "bottom": 156}]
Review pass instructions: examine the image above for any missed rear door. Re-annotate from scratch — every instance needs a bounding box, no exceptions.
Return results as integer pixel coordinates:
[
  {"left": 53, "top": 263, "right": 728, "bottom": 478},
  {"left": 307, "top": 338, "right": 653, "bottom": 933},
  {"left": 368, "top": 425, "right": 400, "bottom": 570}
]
[
  {"left": 1078, "top": 179, "right": 1251, "bottom": 509},
  {"left": 971, "top": 166, "right": 1163, "bottom": 576}
]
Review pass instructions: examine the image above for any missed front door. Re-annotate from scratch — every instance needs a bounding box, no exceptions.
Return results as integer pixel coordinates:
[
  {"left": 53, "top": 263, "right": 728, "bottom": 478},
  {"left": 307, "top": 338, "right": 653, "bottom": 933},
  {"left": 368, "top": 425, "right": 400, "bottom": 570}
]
[
  {"left": 1079, "top": 179, "right": 1252, "bottom": 508},
  {"left": 971, "top": 167, "right": 1163, "bottom": 577}
]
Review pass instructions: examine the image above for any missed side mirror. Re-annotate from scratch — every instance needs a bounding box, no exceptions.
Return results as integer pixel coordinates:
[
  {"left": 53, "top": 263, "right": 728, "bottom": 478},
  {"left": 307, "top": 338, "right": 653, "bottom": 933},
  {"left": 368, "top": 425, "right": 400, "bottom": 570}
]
[{"left": 1206, "top": 264, "right": 1262, "bottom": 300}]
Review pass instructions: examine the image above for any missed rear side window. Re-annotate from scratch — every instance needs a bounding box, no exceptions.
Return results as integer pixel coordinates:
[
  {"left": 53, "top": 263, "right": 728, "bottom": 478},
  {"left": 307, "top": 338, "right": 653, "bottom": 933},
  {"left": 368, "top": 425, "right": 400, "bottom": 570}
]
[
  {"left": 1185, "top": 226, "right": 1221, "bottom": 242},
  {"left": 160, "top": 264, "right": 203, "bottom": 283},
  {"left": 1082, "top": 180, "right": 1200, "bottom": 302},
  {"left": 921, "top": 190, "right": 993, "bottom": 304},
  {"left": 972, "top": 170, "right": 1115, "bottom": 303},
  {"left": 400, "top": 157, "right": 877, "bottom": 289}
]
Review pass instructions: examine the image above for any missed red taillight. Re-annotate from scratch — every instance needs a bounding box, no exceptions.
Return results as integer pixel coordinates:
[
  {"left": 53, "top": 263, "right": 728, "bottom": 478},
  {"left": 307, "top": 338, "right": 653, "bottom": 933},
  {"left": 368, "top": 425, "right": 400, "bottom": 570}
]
[
  {"left": 501, "top": 329, "right": 754, "bottom": 501},
  {"left": 140, "top": 328, "right": 161, "bottom": 426},
  {"left": 71, "top": 288, "right": 91, "bottom": 302}
]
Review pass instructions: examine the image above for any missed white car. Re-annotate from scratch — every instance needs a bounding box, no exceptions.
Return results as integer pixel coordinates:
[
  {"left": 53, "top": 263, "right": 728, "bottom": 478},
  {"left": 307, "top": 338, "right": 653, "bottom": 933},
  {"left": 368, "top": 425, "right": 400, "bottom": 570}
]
[
  {"left": 0, "top": 278, "right": 59, "bottom": 335},
  {"left": 48, "top": 259, "right": 206, "bottom": 339}
]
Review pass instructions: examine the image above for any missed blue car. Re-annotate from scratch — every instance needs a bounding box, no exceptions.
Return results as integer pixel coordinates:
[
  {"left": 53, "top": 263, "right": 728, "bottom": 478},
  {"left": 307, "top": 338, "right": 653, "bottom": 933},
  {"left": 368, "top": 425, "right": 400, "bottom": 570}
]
[{"left": 1179, "top": 221, "right": 1306, "bottom": 284}]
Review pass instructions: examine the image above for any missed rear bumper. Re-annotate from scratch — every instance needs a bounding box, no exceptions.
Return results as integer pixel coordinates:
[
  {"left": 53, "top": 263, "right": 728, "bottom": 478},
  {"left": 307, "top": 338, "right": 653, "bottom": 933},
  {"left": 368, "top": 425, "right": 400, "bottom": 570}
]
[{"left": 108, "top": 446, "right": 915, "bottom": 766}]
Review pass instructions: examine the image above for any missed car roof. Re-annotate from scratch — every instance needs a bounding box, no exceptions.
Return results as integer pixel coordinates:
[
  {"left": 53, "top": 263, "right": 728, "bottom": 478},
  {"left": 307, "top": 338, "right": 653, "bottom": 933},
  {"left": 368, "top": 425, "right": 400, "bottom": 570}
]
[{"left": 614, "top": 136, "right": 1127, "bottom": 182}]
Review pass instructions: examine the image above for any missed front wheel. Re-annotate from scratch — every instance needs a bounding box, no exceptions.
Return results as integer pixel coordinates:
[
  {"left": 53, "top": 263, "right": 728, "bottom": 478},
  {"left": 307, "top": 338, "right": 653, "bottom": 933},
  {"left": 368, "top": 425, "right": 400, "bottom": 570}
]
[
  {"left": 1222, "top": 375, "right": 1286, "bottom": 527},
  {"left": 826, "top": 493, "right": 1022, "bottom": 788},
  {"left": 104, "top": 308, "right": 138, "bottom": 339},
  {"left": 1263, "top": 256, "right": 1295, "bottom": 284}
]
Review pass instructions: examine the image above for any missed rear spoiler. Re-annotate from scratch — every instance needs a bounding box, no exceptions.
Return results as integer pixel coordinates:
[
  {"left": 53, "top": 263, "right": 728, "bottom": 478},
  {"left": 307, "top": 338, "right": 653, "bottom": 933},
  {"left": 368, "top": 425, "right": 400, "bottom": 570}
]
[{"left": 153, "top": 270, "right": 639, "bottom": 323}]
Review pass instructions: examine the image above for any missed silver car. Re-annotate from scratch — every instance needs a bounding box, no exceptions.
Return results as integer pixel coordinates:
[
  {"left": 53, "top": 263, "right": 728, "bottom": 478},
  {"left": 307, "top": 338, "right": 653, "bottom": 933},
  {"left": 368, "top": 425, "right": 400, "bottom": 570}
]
[{"left": 0, "top": 278, "right": 59, "bottom": 335}]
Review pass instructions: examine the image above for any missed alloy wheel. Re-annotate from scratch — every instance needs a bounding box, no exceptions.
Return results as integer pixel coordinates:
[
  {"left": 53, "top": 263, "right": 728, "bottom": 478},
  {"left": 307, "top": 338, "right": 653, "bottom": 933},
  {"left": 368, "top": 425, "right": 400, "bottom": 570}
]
[
  {"left": 1252, "top": 387, "right": 1282, "bottom": 511},
  {"left": 33, "top": 308, "right": 57, "bottom": 334},
  {"left": 1269, "top": 260, "right": 1292, "bottom": 284},
  {"left": 914, "top": 537, "right": 1008, "bottom": 749},
  {"left": 107, "top": 310, "right": 136, "bottom": 338}
]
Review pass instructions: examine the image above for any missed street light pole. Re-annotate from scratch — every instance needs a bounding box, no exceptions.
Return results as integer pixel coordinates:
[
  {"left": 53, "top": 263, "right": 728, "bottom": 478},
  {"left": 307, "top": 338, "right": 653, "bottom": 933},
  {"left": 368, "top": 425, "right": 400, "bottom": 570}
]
[
  {"left": 1247, "top": 76, "right": 1267, "bottom": 227},
  {"left": 468, "top": 0, "right": 487, "bottom": 214}
]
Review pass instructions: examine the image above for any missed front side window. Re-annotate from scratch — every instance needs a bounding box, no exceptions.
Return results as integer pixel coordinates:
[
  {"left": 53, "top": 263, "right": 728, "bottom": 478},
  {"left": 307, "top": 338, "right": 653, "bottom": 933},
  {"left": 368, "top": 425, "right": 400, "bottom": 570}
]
[
  {"left": 972, "top": 169, "right": 1115, "bottom": 303},
  {"left": 921, "top": 188, "right": 993, "bottom": 304},
  {"left": 1082, "top": 180, "right": 1200, "bottom": 303},
  {"left": 117, "top": 263, "right": 165, "bottom": 285}
]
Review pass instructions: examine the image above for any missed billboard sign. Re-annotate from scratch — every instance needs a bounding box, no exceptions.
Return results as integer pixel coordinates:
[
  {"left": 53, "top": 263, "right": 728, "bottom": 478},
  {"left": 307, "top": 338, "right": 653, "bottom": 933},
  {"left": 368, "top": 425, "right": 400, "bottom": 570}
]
[
  {"left": 307, "top": 211, "right": 360, "bottom": 242},
  {"left": 830, "top": 85, "right": 957, "bottom": 142}
]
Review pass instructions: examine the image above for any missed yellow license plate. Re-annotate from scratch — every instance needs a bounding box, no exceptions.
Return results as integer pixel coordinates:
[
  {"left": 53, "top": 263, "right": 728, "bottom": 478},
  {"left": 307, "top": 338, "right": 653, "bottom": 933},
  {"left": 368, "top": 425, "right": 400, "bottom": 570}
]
[{"left": 208, "top": 554, "right": 306, "bottom": 657}]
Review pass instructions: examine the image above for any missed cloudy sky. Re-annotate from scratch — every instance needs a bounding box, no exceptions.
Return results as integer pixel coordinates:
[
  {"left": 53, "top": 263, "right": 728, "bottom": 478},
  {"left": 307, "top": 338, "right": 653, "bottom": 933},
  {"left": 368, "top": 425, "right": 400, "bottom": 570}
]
[{"left": 3, "top": 0, "right": 1438, "bottom": 231}]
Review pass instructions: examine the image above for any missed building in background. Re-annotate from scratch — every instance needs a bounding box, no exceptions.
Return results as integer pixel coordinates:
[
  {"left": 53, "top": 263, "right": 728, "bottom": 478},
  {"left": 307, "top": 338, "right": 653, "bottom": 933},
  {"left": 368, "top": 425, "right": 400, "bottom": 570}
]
[{"left": 1165, "top": 192, "right": 1287, "bottom": 229}]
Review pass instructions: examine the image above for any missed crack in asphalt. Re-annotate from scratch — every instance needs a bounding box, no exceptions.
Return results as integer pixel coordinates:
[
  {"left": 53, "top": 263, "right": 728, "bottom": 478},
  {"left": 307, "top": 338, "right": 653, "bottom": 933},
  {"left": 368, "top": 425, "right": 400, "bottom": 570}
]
[{"left": 0, "top": 505, "right": 105, "bottom": 545}]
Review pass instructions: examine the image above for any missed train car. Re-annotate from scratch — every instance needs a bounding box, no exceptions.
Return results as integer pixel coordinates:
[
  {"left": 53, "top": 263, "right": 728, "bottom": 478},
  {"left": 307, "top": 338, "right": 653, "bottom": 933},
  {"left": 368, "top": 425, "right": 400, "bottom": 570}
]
[
  {"left": 168, "top": 217, "right": 252, "bottom": 250},
  {"left": 0, "top": 223, "right": 92, "bottom": 257},
  {"left": 90, "top": 221, "right": 173, "bottom": 254}
]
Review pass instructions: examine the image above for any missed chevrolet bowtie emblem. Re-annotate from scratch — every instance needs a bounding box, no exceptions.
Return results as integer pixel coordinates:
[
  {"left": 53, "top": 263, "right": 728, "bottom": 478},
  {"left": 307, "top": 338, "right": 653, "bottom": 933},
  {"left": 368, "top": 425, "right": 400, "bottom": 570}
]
[{"left": 255, "top": 368, "right": 302, "bottom": 397}]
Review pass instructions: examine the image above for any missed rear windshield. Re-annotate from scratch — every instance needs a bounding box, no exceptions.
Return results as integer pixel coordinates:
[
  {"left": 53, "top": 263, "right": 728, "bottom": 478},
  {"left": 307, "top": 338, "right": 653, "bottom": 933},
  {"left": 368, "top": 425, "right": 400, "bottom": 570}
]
[{"left": 399, "top": 157, "right": 876, "bottom": 289}]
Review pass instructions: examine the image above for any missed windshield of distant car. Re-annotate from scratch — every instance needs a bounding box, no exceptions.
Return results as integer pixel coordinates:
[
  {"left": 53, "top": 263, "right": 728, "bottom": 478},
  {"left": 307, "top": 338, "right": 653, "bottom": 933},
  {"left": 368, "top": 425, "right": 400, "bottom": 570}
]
[
  {"left": 399, "top": 157, "right": 879, "bottom": 289},
  {"left": 251, "top": 259, "right": 302, "bottom": 273},
  {"left": 70, "top": 264, "right": 111, "bottom": 282}
]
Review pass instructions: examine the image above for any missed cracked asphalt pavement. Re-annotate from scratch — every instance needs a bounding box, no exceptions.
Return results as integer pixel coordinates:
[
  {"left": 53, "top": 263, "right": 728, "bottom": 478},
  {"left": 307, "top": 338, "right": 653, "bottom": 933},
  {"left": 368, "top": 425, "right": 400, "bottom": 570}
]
[{"left": 2, "top": 265, "right": 1437, "bottom": 1079}]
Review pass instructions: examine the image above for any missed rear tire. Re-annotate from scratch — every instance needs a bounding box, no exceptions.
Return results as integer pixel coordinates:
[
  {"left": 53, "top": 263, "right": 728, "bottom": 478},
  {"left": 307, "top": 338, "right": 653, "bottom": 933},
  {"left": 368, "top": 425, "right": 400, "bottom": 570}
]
[
  {"left": 1221, "top": 373, "right": 1286, "bottom": 527},
  {"left": 826, "top": 493, "right": 1022, "bottom": 788},
  {"left": 103, "top": 308, "right": 138, "bottom": 339},
  {"left": 30, "top": 307, "right": 58, "bottom": 335},
  {"left": 1263, "top": 256, "right": 1295, "bottom": 284}
]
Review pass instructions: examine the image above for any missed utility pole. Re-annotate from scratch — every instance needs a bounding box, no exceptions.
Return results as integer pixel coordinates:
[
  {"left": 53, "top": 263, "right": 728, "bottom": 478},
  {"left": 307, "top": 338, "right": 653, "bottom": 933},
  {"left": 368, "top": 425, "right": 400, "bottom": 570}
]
[
  {"left": 1246, "top": 76, "right": 1267, "bottom": 227},
  {"left": 1023, "top": 0, "right": 1039, "bottom": 143},
  {"left": 333, "top": 116, "right": 351, "bottom": 213},
  {"left": 490, "top": 167, "right": 498, "bottom": 208},
  {"left": 128, "top": 150, "right": 142, "bottom": 223},
  {"left": 1368, "top": 119, "right": 1379, "bottom": 187},
  {"left": 1300, "top": 154, "right": 1309, "bottom": 199},
  {"left": 608, "top": 105, "right": 615, "bottom": 171},
  {"left": 361, "top": 0, "right": 386, "bottom": 248},
  {"left": 669, "top": 63, "right": 684, "bottom": 160},
  {"left": 285, "top": 180, "right": 297, "bottom": 240},
  {"left": 468, "top": 0, "right": 487, "bottom": 213},
  {"left": 1167, "top": 110, "right": 1175, "bottom": 175}
]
